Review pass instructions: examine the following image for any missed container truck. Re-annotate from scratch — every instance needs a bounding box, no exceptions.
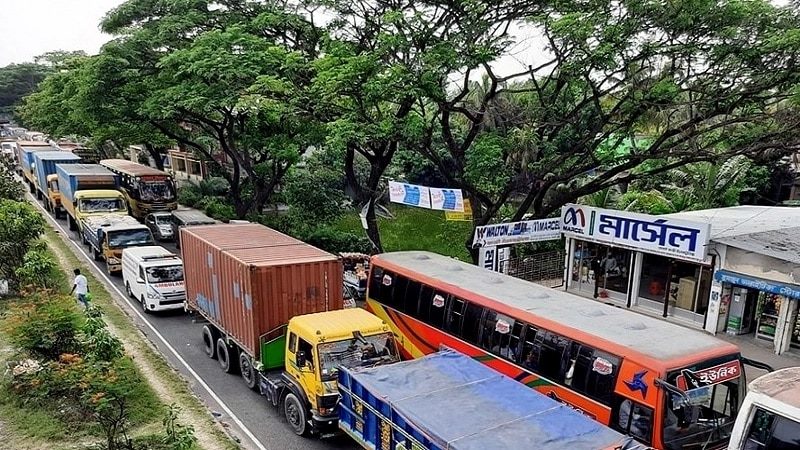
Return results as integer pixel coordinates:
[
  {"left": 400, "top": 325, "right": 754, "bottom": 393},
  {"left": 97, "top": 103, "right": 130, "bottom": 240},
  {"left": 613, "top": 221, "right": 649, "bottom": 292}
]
[
  {"left": 339, "top": 348, "right": 647, "bottom": 450},
  {"left": 726, "top": 367, "right": 800, "bottom": 450},
  {"left": 16, "top": 141, "right": 55, "bottom": 188},
  {"left": 57, "top": 164, "right": 127, "bottom": 232},
  {"left": 82, "top": 215, "right": 155, "bottom": 275},
  {"left": 32, "top": 151, "right": 81, "bottom": 214},
  {"left": 182, "top": 223, "right": 373, "bottom": 434},
  {"left": 122, "top": 246, "right": 185, "bottom": 313}
]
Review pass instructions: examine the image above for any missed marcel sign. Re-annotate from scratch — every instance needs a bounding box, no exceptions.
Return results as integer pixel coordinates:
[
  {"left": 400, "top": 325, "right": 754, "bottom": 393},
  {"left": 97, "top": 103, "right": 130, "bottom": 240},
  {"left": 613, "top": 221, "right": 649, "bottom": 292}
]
[{"left": 560, "top": 204, "right": 711, "bottom": 262}]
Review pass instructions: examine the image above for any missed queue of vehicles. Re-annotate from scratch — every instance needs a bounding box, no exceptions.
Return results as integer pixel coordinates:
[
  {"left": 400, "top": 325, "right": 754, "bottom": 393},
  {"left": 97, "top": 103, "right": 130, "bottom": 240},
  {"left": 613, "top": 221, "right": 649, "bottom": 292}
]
[{"left": 10, "top": 133, "right": 798, "bottom": 450}]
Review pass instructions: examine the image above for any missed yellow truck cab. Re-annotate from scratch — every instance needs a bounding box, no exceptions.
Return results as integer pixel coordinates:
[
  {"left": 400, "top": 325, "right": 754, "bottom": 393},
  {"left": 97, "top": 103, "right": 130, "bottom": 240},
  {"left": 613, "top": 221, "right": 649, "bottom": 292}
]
[
  {"left": 57, "top": 163, "right": 127, "bottom": 232},
  {"left": 261, "top": 309, "right": 400, "bottom": 437},
  {"left": 45, "top": 174, "right": 62, "bottom": 216},
  {"left": 82, "top": 214, "right": 155, "bottom": 275}
]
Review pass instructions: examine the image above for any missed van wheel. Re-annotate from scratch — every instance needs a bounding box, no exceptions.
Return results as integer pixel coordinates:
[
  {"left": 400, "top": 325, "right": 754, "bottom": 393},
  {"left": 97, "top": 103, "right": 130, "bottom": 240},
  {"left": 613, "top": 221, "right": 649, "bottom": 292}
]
[
  {"left": 216, "top": 339, "right": 239, "bottom": 374},
  {"left": 140, "top": 296, "right": 150, "bottom": 314},
  {"left": 284, "top": 393, "right": 308, "bottom": 436},
  {"left": 202, "top": 325, "right": 217, "bottom": 359},
  {"left": 240, "top": 353, "right": 258, "bottom": 390},
  {"left": 125, "top": 282, "right": 133, "bottom": 299}
]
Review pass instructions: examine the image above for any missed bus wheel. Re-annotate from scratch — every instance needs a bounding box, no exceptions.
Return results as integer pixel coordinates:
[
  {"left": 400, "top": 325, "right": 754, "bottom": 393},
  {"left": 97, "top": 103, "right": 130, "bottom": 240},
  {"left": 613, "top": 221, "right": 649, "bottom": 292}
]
[
  {"left": 239, "top": 353, "right": 258, "bottom": 390},
  {"left": 284, "top": 393, "right": 308, "bottom": 436},
  {"left": 202, "top": 325, "right": 217, "bottom": 359},
  {"left": 216, "top": 339, "right": 239, "bottom": 375}
]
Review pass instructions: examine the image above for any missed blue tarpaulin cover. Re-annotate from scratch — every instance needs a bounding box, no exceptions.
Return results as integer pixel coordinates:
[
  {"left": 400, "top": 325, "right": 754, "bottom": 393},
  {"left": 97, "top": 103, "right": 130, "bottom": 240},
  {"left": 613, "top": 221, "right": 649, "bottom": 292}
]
[{"left": 341, "top": 349, "right": 645, "bottom": 450}]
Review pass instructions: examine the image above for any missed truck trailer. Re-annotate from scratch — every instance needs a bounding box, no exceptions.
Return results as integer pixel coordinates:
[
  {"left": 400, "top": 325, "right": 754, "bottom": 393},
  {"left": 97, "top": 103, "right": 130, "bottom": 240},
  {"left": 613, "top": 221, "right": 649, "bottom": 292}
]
[
  {"left": 56, "top": 164, "right": 126, "bottom": 232},
  {"left": 32, "top": 151, "right": 81, "bottom": 215},
  {"left": 16, "top": 141, "right": 55, "bottom": 189},
  {"left": 339, "top": 349, "right": 647, "bottom": 450}
]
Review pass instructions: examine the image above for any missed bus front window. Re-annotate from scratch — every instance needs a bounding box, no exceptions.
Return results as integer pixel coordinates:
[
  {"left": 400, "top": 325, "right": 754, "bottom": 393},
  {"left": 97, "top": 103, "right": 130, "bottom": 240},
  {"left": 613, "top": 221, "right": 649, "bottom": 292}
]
[
  {"left": 138, "top": 180, "right": 176, "bottom": 202},
  {"left": 662, "top": 358, "right": 744, "bottom": 450}
]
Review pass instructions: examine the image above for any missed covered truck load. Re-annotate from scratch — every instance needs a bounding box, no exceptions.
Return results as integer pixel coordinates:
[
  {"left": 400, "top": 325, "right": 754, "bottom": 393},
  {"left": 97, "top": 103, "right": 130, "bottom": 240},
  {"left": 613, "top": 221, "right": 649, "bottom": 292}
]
[
  {"left": 56, "top": 164, "right": 120, "bottom": 205},
  {"left": 338, "top": 349, "right": 647, "bottom": 450},
  {"left": 33, "top": 150, "right": 81, "bottom": 193},
  {"left": 181, "top": 223, "right": 343, "bottom": 359}
]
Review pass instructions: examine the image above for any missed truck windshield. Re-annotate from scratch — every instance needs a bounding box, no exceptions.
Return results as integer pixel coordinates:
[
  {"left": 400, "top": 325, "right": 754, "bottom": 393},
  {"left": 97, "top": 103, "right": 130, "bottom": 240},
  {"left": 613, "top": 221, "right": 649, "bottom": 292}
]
[
  {"left": 146, "top": 265, "right": 183, "bottom": 283},
  {"left": 317, "top": 332, "right": 398, "bottom": 381},
  {"left": 79, "top": 198, "right": 125, "bottom": 213},
  {"left": 107, "top": 229, "right": 153, "bottom": 248},
  {"left": 662, "top": 357, "right": 744, "bottom": 450},
  {"left": 138, "top": 180, "right": 176, "bottom": 202}
]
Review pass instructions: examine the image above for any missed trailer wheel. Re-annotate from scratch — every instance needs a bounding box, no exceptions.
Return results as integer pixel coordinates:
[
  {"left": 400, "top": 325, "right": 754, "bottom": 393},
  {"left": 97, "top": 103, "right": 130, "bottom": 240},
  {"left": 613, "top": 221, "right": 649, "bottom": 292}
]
[
  {"left": 239, "top": 353, "right": 258, "bottom": 390},
  {"left": 216, "top": 339, "right": 239, "bottom": 374},
  {"left": 284, "top": 393, "right": 309, "bottom": 436},
  {"left": 202, "top": 325, "right": 217, "bottom": 359}
]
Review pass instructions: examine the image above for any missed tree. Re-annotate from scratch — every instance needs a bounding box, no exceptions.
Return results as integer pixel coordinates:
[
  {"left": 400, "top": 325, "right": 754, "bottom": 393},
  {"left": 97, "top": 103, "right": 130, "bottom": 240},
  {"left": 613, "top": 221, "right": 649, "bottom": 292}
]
[
  {"left": 411, "top": 0, "right": 800, "bottom": 259},
  {"left": 0, "top": 63, "right": 51, "bottom": 119},
  {"left": 0, "top": 200, "right": 46, "bottom": 288}
]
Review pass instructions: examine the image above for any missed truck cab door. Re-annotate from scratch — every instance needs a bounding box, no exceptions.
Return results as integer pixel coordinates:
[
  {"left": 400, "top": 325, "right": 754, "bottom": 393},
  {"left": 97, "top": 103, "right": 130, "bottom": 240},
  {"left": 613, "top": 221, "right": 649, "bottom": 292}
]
[{"left": 286, "top": 332, "right": 318, "bottom": 410}]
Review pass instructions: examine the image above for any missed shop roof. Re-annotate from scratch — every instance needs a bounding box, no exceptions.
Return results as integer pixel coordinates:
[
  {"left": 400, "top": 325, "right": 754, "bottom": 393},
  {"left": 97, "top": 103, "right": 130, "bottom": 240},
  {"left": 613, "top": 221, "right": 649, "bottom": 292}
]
[
  {"left": 374, "top": 251, "right": 737, "bottom": 363},
  {"left": 663, "top": 206, "right": 800, "bottom": 239},
  {"left": 713, "top": 227, "right": 800, "bottom": 264}
]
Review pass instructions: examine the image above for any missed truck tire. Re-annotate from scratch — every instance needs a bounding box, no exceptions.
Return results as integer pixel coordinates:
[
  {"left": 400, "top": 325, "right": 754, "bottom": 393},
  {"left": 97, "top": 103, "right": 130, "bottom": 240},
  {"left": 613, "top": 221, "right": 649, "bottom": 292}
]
[
  {"left": 283, "top": 393, "right": 309, "bottom": 436},
  {"left": 93, "top": 247, "right": 102, "bottom": 261},
  {"left": 239, "top": 353, "right": 258, "bottom": 390},
  {"left": 67, "top": 215, "right": 77, "bottom": 231},
  {"left": 202, "top": 325, "right": 217, "bottom": 359},
  {"left": 216, "top": 339, "right": 239, "bottom": 375}
]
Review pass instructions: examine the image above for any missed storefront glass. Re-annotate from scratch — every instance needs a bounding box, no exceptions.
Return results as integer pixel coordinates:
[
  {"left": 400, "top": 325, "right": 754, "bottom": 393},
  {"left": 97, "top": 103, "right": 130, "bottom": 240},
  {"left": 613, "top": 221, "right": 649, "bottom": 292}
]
[
  {"left": 638, "top": 254, "right": 711, "bottom": 315},
  {"left": 755, "top": 293, "right": 782, "bottom": 342},
  {"left": 570, "top": 240, "right": 631, "bottom": 299}
]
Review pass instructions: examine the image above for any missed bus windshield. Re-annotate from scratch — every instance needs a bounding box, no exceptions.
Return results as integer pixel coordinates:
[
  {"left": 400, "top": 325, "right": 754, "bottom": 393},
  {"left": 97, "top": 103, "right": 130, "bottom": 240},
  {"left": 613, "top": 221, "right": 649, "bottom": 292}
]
[
  {"left": 79, "top": 198, "right": 125, "bottom": 213},
  {"left": 146, "top": 265, "right": 183, "bottom": 283},
  {"left": 662, "top": 357, "right": 744, "bottom": 450},
  {"left": 317, "top": 332, "right": 398, "bottom": 381},
  {"left": 137, "top": 179, "right": 176, "bottom": 202},
  {"left": 107, "top": 229, "right": 154, "bottom": 249}
]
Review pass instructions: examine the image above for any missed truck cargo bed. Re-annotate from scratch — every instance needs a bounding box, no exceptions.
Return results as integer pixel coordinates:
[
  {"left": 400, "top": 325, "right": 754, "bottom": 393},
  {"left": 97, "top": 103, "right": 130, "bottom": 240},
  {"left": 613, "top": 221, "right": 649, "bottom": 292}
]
[{"left": 338, "top": 349, "right": 647, "bottom": 450}]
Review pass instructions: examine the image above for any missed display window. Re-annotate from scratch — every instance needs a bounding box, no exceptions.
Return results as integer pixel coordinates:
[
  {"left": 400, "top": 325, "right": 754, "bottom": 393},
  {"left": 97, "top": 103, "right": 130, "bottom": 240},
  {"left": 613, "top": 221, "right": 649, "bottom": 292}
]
[
  {"left": 638, "top": 254, "right": 711, "bottom": 314},
  {"left": 570, "top": 240, "right": 632, "bottom": 298},
  {"left": 755, "top": 293, "right": 782, "bottom": 341}
]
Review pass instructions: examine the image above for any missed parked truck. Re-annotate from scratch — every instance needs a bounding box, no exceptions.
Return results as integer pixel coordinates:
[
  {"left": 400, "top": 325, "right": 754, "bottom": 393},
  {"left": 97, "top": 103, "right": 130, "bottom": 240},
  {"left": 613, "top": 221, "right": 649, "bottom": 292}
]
[
  {"left": 57, "top": 164, "right": 127, "bottom": 232},
  {"left": 121, "top": 246, "right": 185, "bottom": 313},
  {"left": 16, "top": 141, "right": 55, "bottom": 188},
  {"left": 32, "top": 151, "right": 81, "bottom": 214},
  {"left": 82, "top": 215, "right": 155, "bottom": 275},
  {"left": 339, "top": 348, "right": 646, "bottom": 450},
  {"left": 726, "top": 367, "right": 800, "bottom": 450},
  {"left": 182, "top": 223, "right": 368, "bottom": 434}
]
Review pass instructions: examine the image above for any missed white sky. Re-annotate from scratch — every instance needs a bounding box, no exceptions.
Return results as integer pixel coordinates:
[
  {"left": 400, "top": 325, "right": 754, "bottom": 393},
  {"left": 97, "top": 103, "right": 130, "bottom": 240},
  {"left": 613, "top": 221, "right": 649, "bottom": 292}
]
[{"left": 0, "top": 0, "right": 125, "bottom": 66}]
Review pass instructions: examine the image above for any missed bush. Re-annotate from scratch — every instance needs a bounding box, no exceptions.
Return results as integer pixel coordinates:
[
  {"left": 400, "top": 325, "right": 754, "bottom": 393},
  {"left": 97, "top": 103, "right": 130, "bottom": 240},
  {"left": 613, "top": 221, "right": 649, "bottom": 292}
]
[
  {"left": 0, "top": 199, "right": 46, "bottom": 286},
  {"left": 177, "top": 185, "right": 202, "bottom": 208},
  {"left": 15, "top": 244, "right": 60, "bottom": 289},
  {"left": 200, "top": 197, "right": 236, "bottom": 222},
  {"left": 4, "top": 295, "right": 83, "bottom": 360},
  {"left": 303, "top": 227, "right": 371, "bottom": 254}
]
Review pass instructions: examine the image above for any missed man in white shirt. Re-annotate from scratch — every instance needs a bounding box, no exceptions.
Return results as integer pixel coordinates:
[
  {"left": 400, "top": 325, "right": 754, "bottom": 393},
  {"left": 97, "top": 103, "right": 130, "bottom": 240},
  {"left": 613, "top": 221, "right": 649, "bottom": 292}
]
[{"left": 70, "top": 268, "right": 89, "bottom": 308}]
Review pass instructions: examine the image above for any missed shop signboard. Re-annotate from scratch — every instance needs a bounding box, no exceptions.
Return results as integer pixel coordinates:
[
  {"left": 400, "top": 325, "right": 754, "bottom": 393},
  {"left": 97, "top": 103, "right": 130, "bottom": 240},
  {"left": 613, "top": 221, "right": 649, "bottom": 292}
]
[
  {"left": 479, "top": 246, "right": 498, "bottom": 272},
  {"left": 714, "top": 269, "right": 800, "bottom": 300},
  {"left": 388, "top": 181, "right": 431, "bottom": 209},
  {"left": 472, "top": 217, "right": 561, "bottom": 247},
  {"left": 560, "top": 204, "right": 711, "bottom": 262}
]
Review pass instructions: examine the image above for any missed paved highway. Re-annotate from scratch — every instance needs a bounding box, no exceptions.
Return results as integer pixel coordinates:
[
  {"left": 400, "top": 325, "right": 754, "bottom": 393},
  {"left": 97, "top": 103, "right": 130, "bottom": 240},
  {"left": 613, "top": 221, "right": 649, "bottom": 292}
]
[{"left": 26, "top": 192, "right": 357, "bottom": 450}]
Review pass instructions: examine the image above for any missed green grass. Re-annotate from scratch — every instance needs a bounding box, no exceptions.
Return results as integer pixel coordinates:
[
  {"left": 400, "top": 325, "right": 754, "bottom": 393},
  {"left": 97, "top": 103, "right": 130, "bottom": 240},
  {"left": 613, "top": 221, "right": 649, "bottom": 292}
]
[
  {"left": 334, "top": 206, "right": 474, "bottom": 261},
  {"left": 0, "top": 385, "right": 86, "bottom": 443}
]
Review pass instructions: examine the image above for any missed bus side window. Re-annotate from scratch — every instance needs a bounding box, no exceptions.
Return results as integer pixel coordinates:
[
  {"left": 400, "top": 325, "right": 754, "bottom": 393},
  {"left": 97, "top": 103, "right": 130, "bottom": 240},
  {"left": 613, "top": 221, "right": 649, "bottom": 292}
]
[
  {"left": 392, "top": 276, "right": 409, "bottom": 313},
  {"left": 444, "top": 298, "right": 466, "bottom": 335},
  {"left": 613, "top": 397, "right": 653, "bottom": 445},
  {"left": 583, "top": 350, "right": 620, "bottom": 405},
  {"left": 480, "top": 310, "right": 519, "bottom": 363},
  {"left": 415, "top": 284, "right": 432, "bottom": 323},
  {"left": 538, "top": 331, "right": 571, "bottom": 383},
  {"left": 520, "top": 324, "right": 539, "bottom": 371},
  {"left": 428, "top": 289, "right": 449, "bottom": 329},
  {"left": 369, "top": 268, "right": 387, "bottom": 303},
  {"left": 460, "top": 302, "right": 485, "bottom": 345}
]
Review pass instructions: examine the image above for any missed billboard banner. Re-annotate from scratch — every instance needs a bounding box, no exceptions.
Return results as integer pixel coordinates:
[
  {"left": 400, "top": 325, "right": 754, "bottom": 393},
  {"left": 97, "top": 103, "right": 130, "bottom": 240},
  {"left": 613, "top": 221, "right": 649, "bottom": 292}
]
[
  {"left": 560, "top": 204, "right": 711, "bottom": 262},
  {"left": 388, "top": 181, "right": 431, "bottom": 209},
  {"left": 445, "top": 199, "right": 472, "bottom": 221},
  {"left": 472, "top": 218, "right": 562, "bottom": 247},
  {"left": 430, "top": 187, "right": 464, "bottom": 212}
]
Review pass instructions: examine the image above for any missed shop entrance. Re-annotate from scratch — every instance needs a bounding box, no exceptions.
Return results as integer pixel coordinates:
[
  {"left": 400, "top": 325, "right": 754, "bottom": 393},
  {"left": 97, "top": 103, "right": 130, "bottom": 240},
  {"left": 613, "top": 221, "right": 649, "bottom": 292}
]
[
  {"left": 570, "top": 240, "right": 632, "bottom": 301},
  {"left": 722, "top": 285, "right": 759, "bottom": 336}
]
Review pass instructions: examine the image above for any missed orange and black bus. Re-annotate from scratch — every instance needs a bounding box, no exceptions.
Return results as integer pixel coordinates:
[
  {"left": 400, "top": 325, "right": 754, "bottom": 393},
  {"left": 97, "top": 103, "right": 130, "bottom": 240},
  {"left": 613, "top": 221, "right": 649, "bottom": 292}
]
[{"left": 367, "top": 251, "right": 761, "bottom": 450}]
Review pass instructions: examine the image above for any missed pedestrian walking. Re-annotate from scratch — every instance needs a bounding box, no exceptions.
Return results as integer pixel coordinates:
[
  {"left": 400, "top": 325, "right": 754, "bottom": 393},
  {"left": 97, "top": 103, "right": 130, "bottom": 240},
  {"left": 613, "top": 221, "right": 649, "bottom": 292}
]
[{"left": 70, "top": 268, "right": 89, "bottom": 308}]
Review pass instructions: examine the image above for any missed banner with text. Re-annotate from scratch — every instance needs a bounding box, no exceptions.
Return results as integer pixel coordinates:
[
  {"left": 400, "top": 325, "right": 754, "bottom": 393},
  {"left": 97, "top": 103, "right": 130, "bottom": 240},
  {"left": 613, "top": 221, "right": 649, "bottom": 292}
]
[
  {"left": 388, "top": 181, "right": 431, "bottom": 209},
  {"left": 472, "top": 218, "right": 562, "bottom": 247},
  {"left": 430, "top": 187, "right": 464, "bottom": 212},
  {"left": 445, "top": 199, "right": 472, "bottom": 221},
  {"left": 560, "top": 203, "right": 710, "bottom": 262}
]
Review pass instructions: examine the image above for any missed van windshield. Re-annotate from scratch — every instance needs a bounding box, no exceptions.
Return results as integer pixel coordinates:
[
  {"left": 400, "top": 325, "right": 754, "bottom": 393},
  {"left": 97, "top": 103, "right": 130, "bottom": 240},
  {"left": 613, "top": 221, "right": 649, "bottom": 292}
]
[
  {"left": 662, "top": 357, "right": 744, "bottom": 450},
  {"left": 317, "top": 332, "right": 398, "bottom": 381},
  {"left": 146, "top": 265, "right": 183, "bottom": 283}
]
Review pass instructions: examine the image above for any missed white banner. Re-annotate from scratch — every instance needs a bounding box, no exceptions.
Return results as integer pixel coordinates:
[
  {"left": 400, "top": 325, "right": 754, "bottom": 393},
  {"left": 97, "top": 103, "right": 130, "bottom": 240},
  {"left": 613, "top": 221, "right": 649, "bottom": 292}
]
[
  {"left": 472, "top": 218, "right": 562, "bottom": 247},
  {"left": 560, "top": 203, "right": 711, "bottom": 262},
  {"left": 430, "top": 187, "right": 464, "bottom": 212},
  {"left": 388, "top": 181, "right": 431, "bottom": 209}
]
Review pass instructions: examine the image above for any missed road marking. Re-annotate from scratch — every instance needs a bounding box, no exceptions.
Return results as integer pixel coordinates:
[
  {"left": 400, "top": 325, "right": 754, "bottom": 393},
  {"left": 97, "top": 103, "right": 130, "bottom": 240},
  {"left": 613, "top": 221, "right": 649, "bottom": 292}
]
[{"left": 27, "top": 193, "right": 268, "bottom": 450}]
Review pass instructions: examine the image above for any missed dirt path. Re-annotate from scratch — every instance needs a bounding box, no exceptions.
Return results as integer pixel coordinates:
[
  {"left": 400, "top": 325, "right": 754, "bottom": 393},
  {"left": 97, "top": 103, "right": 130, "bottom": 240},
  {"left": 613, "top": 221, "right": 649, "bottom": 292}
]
[{"left": 43, "top": 231, "right": 236, "bottom": 450}]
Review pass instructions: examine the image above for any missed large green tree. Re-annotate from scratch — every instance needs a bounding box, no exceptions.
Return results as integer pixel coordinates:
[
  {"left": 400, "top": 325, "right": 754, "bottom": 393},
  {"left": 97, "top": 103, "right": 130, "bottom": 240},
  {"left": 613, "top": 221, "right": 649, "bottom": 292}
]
[{"left": 0, "top": 63, "right": 51, "bottom": 119}]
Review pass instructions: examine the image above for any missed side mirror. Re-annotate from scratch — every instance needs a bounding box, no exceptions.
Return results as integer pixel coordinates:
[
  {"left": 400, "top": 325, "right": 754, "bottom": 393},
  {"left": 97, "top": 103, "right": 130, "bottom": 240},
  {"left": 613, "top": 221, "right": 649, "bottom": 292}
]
[
  {"left": 136, "top": 277, "right": 145, "bottom": 284},
  {"left": 296, "top": 350, "right": 308, "bottom": 369}
]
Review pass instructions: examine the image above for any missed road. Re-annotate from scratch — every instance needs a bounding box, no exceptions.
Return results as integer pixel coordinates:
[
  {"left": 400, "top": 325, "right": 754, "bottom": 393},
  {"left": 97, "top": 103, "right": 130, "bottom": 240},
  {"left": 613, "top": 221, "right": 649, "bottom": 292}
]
[{"left": 26, "top": 191, "right": 357, "bottom": 450}]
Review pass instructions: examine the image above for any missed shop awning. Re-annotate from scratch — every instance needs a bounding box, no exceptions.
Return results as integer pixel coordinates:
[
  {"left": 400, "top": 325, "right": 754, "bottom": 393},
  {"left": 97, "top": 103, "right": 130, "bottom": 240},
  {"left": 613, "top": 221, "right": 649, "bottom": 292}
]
[{"left": 714, "top": 269, "right": 800, "bottom": 300}]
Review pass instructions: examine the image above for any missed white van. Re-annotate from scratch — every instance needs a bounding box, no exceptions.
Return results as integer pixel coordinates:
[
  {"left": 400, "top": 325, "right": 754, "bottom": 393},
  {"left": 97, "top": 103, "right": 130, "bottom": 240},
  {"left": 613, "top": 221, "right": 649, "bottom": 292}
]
[
  {"left": 727, "top": 367, "right": 800, "bottom": 450},
  {"left": 122, "top": 246, "right": 185, "bottom": 313}
]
